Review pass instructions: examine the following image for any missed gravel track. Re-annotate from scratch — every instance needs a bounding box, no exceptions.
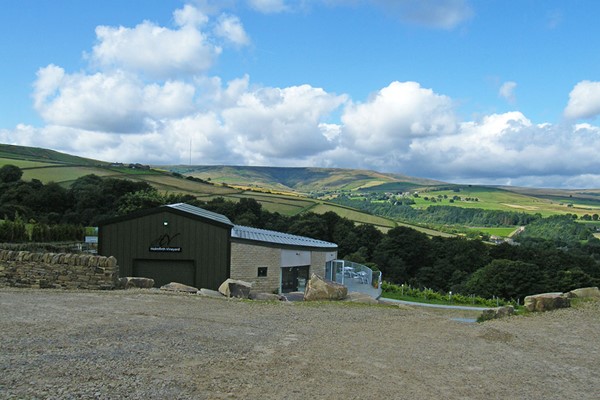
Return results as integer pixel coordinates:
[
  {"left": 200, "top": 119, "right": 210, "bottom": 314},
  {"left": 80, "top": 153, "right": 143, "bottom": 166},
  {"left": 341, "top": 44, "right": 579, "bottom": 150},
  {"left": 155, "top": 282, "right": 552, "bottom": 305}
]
[{"left": 1, "top": 288, "right": 599, "bottom": 399}]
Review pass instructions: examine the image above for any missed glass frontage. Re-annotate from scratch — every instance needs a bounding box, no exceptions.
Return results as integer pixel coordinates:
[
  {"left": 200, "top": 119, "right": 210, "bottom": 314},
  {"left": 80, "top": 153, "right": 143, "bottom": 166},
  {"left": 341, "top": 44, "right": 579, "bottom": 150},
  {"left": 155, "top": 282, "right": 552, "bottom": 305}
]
[{"left": 281, "top": 265, "right": 309, "bottom": 293}]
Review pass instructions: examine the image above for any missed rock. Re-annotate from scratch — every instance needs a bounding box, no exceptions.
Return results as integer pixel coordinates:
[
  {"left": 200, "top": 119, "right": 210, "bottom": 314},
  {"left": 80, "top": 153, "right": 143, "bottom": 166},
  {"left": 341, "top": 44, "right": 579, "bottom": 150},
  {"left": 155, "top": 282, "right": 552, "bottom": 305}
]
[
  {"left": 218, "top": 279, "right": 252, "bottom": 298},
  {"left": 524, "top": 292, "right": 570, "bottom": 312},
  {"left": 281, "top": 292, "right": 304, "bottom": 302},
  {"left": 160, "top": 282, "right": 199, "bottom": 293},
  {"left": 117, "top": 277, "right": 155, "bottom": 289},
  {"left": 343, "top": 291, "right": 378, "bottom": 304},
  {"left": 565, "top": 287, "right": 600, "bottom": 299},
  {"left": 198, "top": 288, "right": 224, "bottom": 298},
  {"left": 249, "top": 291, "right": 283, "bottom": 301},
  {"left": 479, "top": 305, "right": 515, "bottom": 321},
  {"left": 304, "top": 273, "right": 348, "bottom": 301}
]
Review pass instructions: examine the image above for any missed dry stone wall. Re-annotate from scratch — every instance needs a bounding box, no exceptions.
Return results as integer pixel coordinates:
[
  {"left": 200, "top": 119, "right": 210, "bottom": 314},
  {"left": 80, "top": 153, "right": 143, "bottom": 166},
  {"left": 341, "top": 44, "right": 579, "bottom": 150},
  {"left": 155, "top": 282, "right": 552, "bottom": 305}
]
[{"left": 0, "top": 250, "right": 118, "bottom": 290}]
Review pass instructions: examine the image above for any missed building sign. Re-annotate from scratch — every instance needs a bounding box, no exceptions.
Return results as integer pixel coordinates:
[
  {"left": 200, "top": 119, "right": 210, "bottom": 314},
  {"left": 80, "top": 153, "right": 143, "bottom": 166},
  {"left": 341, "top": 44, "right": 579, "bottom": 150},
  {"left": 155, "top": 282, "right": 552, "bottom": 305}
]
[
  {"left": 149, "top": 233, "right": 182, "bottom": 252},
  {"left": 85, "top": 236, "right": 98, "bottom": 244}
]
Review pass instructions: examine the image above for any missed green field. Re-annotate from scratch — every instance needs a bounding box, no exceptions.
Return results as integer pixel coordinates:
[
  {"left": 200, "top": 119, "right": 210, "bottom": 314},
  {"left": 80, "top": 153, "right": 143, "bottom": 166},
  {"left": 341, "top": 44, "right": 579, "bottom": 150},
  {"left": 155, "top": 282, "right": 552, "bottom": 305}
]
[
  {"left": 4, "top": 143, "right": 600, "bottom": 234},
  {"left": 1, "top": 145, "right": 404, "bottom": 229},
  {"left": 411, "top": 185, "right": 600, "bottom": 218},
  {"left": 465, "top": 227, "right": 519, "bottom": 237}
]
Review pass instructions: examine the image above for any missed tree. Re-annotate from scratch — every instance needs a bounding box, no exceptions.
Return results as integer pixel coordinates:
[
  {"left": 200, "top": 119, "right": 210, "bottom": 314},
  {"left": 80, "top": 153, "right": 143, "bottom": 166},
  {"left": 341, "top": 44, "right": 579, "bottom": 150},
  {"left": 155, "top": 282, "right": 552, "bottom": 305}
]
[
  {"left": 372, "top": 226, "right": 433, "bottom": 284},
  {"left": 465, "top": 259, "right": 544, "bottom": 301},
  {"left": 117, "top": 189, "right": 166, "bottom": 215},
  {"left": 288, "top": 213, "right": 329, "bottom": 241},
  {"left": 0, "top": 164, "right": 23, "bottom": 183}
]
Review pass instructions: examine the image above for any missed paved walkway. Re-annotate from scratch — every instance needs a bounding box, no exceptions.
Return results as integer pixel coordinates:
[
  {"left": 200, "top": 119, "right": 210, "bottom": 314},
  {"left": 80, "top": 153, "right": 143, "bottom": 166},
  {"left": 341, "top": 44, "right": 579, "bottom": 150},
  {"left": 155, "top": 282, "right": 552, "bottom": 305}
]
[
  {"left": 378, "top": 297, "right": 493, "bottom": 311},
  {"left": 342, "top": 276, "right": 382, "bottom": 299}
]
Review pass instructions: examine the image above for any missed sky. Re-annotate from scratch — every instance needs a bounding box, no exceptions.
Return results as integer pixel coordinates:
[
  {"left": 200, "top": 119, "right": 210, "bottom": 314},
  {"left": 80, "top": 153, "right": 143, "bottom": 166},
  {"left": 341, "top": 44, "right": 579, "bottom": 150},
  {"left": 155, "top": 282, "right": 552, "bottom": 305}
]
[{"left": 1, "top": 0, "right": 600, "bottom": 189}]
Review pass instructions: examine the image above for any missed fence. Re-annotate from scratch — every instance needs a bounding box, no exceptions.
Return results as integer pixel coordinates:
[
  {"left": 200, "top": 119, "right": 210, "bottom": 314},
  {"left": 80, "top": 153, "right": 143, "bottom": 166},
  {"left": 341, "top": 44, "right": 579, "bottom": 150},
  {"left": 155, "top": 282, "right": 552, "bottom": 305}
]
[{"left": 325, "top": 259, "right": 382, "bottom": 298}]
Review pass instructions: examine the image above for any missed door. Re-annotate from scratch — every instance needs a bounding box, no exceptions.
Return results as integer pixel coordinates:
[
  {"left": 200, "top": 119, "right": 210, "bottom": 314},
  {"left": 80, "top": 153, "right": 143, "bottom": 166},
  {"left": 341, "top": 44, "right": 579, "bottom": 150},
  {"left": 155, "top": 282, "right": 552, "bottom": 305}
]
[{"left": 281, "top": 266, "right": 309, "bottom": 293}]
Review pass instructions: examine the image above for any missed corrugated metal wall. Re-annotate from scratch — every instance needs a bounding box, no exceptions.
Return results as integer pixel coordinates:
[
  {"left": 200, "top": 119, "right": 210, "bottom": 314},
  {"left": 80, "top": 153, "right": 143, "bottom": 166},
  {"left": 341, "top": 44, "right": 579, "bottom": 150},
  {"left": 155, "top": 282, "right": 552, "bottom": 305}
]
[{"left": 99, "top": 210, "right": 231, "bottom": 290}]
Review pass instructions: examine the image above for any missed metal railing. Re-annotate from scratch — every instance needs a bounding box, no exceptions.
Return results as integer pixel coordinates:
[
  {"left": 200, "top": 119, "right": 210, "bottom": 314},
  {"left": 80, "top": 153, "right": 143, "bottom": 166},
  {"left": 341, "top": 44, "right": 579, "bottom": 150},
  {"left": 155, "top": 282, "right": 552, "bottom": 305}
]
[{"left": 326, "top": 260, "right": 382, "bottom": 298}]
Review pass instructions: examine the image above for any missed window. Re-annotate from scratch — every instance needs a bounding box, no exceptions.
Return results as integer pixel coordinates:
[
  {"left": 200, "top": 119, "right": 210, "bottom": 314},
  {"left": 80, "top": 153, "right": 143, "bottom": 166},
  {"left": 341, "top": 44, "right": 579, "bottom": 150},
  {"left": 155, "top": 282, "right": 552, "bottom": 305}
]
[{"left": 257, "top": 267, "right": 268, "bottom": 277}]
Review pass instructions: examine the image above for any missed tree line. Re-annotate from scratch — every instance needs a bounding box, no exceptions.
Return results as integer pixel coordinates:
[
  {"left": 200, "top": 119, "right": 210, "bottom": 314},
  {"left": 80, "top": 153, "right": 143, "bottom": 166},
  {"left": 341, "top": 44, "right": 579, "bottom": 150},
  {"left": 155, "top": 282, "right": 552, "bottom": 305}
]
[
  {"left": 331, "top": 194, "right": 540, "bottom": 226},
  {"left": 193, "top": 197, "right": 600, "bottom": 301},
  {"left": 1, "top": 165, "right": 599, "bottom": 300}
]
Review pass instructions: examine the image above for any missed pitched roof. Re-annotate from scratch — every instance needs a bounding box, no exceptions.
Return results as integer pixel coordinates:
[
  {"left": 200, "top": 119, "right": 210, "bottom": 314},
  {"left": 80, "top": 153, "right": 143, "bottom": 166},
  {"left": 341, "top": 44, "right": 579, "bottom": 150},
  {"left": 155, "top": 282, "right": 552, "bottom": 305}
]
[
  {"left": 232, "top": 225, "right": 338, "bottom": 249},
  {"left": 165, "top": 203, "right": 233, "bottom": 226}
]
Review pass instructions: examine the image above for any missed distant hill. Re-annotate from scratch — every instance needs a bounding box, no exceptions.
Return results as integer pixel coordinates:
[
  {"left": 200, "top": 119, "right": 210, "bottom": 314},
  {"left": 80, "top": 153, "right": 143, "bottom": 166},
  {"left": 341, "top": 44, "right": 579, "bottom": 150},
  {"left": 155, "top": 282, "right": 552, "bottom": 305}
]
[
  {"left": 164, "top": 165, "right": 444, "bottom": 193},
  {"left": 0, "top": 143, "right": 107, "bottom": 166},
  {"left": 2, "top": 143, "right": 600, "bottom": 235}
]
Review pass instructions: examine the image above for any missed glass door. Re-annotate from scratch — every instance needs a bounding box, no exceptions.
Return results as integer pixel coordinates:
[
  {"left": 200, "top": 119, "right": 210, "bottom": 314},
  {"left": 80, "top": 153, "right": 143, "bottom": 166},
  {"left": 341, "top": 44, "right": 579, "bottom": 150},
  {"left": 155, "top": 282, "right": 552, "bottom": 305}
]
[{"left": 281, "top": 266, "right": 309, "bottom": 293}]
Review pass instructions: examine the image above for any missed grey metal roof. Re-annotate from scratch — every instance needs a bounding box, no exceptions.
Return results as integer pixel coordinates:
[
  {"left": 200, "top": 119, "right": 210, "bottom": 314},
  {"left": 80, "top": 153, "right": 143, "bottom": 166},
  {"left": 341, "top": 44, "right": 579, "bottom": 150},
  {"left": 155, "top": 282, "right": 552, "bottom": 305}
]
[
  {"left": 165, "top": 203, "right": 233, "bottom": 226},
  {"left": 232, "top": 225, "right": 338, "bottom": 249}
]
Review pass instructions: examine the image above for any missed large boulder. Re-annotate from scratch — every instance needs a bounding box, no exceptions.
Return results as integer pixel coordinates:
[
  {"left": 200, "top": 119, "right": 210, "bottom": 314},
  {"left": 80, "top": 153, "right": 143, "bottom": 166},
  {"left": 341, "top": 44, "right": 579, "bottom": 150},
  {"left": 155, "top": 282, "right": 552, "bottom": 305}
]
[
  {"left": 304, "top": 274, "right": 348, "bottom": 301},
  {"left": 479, "top": 305, "right": 515, "bottom": 321},
  {"left": 117, "top": 277, "right": 155, "bottom": 289},
  {"left": 249, "top": 291, "right": 284, "bottom": 301},
  {"left": 524, "top": 292, "right": 570, "bottom": 312},
  {"left": 218, "top": 279, "right": 252, "bottom": 298},
  {"left": 565, "top": 287, "right": 600, "bottom": 299},
  {"left": 160, "top": 282, "right": 199, "bottom": 293},
  {"left": 198, "top": 288, "right": 225, "bottom": 298}
]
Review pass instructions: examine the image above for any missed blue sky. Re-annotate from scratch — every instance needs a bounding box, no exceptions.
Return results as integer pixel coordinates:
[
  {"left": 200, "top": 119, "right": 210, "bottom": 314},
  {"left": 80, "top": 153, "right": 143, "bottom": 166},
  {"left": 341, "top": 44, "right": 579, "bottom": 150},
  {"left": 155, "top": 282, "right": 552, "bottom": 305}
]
[{"left": 1, "top": 0, "right": 600, "bottom": 188}]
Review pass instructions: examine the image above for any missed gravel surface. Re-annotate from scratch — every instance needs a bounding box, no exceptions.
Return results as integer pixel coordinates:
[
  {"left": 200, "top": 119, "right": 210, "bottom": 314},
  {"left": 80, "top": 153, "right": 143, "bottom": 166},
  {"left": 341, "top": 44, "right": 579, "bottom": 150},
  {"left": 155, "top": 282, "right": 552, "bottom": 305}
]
[{"left": 1, "top": 288, "right": 599, "bottom": 399}]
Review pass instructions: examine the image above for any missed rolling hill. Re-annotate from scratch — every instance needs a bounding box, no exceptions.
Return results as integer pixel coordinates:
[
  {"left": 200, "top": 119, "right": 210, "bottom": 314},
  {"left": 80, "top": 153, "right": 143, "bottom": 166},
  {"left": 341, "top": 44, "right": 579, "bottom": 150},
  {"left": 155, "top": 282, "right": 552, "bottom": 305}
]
[
  {"left": 3, "top": 143, "right": 600, "bottom": 235},
  {"left": 0, "top": 144, "right": 400, "bottom": 230},
  {"left": 164, "top": 165, "right": 443, "bottom": 194}
]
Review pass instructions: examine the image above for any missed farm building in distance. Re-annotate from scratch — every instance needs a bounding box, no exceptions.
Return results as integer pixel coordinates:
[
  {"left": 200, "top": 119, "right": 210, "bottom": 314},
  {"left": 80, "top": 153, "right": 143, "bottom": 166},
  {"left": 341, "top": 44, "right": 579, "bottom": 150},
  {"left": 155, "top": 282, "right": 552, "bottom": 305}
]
[{"left": 98, "top": 203, "right": 338, "bottom": 293}]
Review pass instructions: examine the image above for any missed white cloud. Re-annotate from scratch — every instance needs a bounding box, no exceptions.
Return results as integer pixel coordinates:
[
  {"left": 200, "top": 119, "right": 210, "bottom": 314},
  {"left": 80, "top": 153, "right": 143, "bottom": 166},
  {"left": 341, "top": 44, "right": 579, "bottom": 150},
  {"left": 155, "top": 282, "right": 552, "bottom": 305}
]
[
  {"left": 90, "top": 6, "right": 221, "bottom": 79},
  {"left": 372, "top": 0, "right": 473, "bottom": 29},
  {"left": 32, "top": 64, "right": 65, "bottom": 110},
  {"left": 214, "top": 14, "right": 250, "bottom": 46},
  {"left": 9, "top": 3, "right": 600, "bottom": 189},
  {"left": 174, "top": 4, "right": 210, "bottom": 27},
  {"left": 247, "top": 0, "right": 290, "bottom": 14},
  {"left": 33, "top": 67, "right": 196, "bottom": 133},
  {"left": 499, "top": 81, "right": 517, "bottom": 104},
  {"left": 221, "top": 84, "right": 348, "bottom": 160},
  {"left": 564, "top": 80, "right": 600, "bottom": 120},
  {"left": 341, "top": 81, "right": 457, "bottom": 153}
]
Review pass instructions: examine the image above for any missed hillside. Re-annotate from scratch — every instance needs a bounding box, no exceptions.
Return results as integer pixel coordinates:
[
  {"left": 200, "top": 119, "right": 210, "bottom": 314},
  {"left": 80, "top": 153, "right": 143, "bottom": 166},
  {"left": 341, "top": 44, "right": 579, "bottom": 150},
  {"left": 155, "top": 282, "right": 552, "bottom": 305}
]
[
  {"left": 165, "top": 165, "right": 443, "bottom": 193},
  {"left": 3, "top": 143, "right": 600, "bottom": 234},
  {"left": 0, "top": 144, "right": 398, "bottom": 230},
  {"left": 0, "top": 143, "right": 107, "bottom": 166}
]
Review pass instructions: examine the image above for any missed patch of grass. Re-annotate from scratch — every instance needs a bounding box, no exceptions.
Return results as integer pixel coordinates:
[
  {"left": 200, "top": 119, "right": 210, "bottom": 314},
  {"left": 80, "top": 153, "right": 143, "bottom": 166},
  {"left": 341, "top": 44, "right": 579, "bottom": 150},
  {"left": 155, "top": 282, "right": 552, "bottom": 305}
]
[
  {"left": 0, "top": 158, "right": 58, "bottom": 169},
  {"left": 21, "top": 166, "right": 118, "bottom": 184},
  {"left": 466, "top": 227, "right": 518, "bottom": 237},
  {"left": 310, "top": 203, "right": 397, "bottom": 228}
]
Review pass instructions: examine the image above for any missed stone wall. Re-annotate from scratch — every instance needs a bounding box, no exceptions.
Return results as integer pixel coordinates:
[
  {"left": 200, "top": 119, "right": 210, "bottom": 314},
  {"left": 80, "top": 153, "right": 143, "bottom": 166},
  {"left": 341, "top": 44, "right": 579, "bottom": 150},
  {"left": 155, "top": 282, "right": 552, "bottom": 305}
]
[
  {"left": 0, "top": 250, "right": 118, "bottom": 290},
  {"left": 231, "top": 242, "right": 281, "bottom": 293},
  {"left": 230, "top": 242, "right": 332, "bottom": 294}
]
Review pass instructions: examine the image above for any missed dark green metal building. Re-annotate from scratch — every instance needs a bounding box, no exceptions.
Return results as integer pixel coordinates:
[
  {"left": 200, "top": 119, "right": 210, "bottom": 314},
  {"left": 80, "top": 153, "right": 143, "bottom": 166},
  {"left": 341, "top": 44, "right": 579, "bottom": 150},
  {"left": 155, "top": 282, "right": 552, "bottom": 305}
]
[{"left": 98, "top": 203, "right": 233, "bottom": 290}]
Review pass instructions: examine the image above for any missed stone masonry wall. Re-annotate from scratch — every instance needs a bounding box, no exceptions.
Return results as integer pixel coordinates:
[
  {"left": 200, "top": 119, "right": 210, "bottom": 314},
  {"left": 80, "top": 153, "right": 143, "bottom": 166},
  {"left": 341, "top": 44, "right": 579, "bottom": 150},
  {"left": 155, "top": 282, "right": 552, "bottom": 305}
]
[
  {"left": 231, "top": 242, "right": 281, "bottom": 293},
  {"left": 310, "top": 252, "right": 327, "bottom": 278},
  {"left": 230, "top": 242, "right": 331, "bottom": 294},
  {"left": 0, "top": 250, "right": 118, "bottom": 290}
]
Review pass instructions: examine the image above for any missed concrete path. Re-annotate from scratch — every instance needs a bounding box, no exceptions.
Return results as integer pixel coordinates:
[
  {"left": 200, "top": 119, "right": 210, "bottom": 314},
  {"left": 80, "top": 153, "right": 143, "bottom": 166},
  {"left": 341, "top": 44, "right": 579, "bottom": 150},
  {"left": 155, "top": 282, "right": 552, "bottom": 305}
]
[{"left": 379, "top": 297, "right": 494, "bottom": 311}]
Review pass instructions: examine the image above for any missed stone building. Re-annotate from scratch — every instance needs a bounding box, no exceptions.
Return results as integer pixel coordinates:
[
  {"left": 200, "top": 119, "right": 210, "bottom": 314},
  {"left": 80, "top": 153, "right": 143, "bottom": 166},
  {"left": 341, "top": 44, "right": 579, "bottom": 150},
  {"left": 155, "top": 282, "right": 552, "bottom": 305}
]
[
  {"left": 98, "top": 203, "right": 338, "bottom": 293},
  {"left": 231, "top": 225, "right": 338, "bottom": 293}
]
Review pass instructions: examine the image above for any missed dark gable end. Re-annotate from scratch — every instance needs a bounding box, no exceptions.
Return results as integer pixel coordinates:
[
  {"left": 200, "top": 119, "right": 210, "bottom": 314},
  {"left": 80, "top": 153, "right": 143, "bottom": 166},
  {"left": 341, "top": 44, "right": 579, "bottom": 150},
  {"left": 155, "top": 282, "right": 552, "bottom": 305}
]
[
  {"left": 98, "top": 203, "right": 232, "bottom": 290},
  {"left": 98, "top": 203, "right": 233, "bottom": 229}
]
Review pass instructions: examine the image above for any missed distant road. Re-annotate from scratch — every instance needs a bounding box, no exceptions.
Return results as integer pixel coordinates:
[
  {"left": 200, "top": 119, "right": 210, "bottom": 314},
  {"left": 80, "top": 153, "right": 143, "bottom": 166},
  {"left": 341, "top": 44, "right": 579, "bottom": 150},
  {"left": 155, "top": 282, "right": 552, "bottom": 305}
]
[{"left": 379, "top": 297, "right": 493, "bottom": 311}]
